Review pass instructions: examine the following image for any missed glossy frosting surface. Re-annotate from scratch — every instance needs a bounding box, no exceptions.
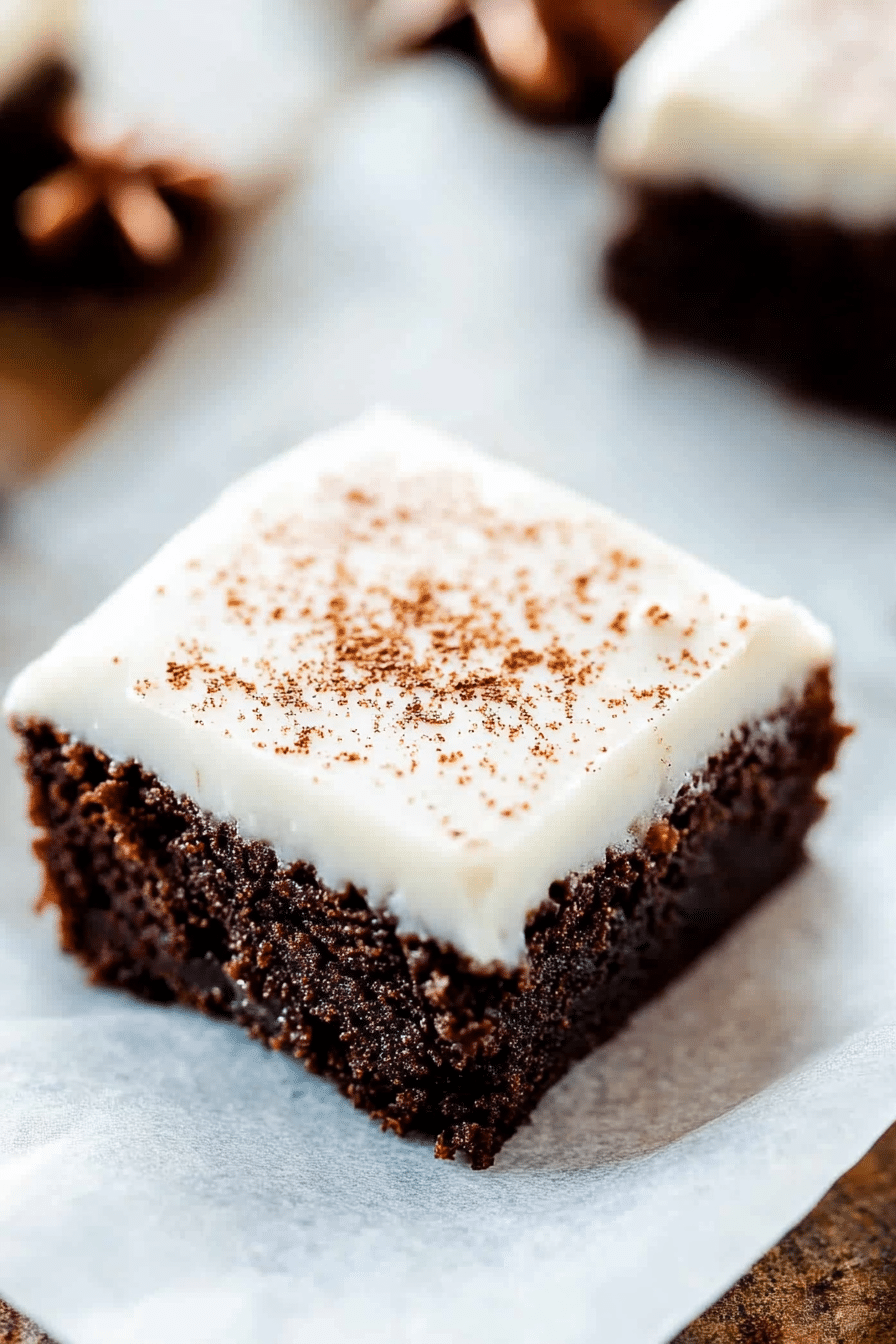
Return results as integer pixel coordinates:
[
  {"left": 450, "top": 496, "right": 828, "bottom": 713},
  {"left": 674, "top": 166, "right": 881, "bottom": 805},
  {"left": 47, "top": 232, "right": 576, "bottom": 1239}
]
[{"left": 6, "top": 409, "right": 833, "bottom": 964}]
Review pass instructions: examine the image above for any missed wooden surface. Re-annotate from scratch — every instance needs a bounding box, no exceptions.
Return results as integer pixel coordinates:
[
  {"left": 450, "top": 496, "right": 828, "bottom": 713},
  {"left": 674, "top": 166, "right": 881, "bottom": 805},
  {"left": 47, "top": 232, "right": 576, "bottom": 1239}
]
[
  {"left": 3, "top": 1124, "right": 896, "bottom": 1343},
  {"left": 674, "top": 1124, "right": 896, "bottom": 1344}
]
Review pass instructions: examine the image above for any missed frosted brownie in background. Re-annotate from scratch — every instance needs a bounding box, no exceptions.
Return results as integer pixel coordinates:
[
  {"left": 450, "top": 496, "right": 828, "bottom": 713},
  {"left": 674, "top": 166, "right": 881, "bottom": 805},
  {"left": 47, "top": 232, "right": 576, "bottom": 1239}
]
[
  {"left": 365, "top": 0, "right": 676, "bottom": 121},
  {"left": 600, "top": 0, "right": 896, "bottom": 423},
  {"left": 0, "top": 0, "right": 349, "bottom": 488},
  {"left": 5, "top": 408, "right": 847, "bottom": 1168}
]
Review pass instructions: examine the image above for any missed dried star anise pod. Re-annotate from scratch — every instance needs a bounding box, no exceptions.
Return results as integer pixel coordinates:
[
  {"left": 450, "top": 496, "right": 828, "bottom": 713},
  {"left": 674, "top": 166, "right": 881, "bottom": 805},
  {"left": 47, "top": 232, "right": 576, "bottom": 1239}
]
[
  {"left": 367, "top": 0, "right": 676, "bottom": 121},
  {"left": 15, "top": 104, "right": 220, "bottom": 280},
  {"left": 0, "top": 69, "right": 229, "bottom": 486}
]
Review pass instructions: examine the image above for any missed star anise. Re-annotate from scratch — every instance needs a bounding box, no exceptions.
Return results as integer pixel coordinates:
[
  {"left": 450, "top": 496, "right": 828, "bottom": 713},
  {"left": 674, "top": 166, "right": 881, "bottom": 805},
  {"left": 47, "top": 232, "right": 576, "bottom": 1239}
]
[
  {"left": 369, "top": 0, "right": 572, "bottom": 103},
  {"left": 471, "top": 0, "right": 579, "bottom": 107},
  {"left": 16, "top": 108, "right": 218, "bottom": 267},
  {"left": 368, "top": 0, "right": 675, "bottom": 120}
]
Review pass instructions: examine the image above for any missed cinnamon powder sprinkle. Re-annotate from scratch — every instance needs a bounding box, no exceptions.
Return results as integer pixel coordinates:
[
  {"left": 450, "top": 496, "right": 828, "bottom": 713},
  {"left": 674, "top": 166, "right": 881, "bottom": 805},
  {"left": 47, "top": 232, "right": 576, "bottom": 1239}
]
[{"left": 131, "top": 463, "right": 754, "bottom": 837}]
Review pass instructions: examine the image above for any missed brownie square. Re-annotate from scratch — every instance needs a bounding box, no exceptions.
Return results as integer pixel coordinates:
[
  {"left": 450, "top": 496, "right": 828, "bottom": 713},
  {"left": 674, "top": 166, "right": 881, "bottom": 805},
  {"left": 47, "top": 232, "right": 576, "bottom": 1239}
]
[
  {"left": 5, "top": 409, "right": 847, "bottom": 1165},
  {"left": 599, "top": 0, "right": 896, "bottom": 421}
]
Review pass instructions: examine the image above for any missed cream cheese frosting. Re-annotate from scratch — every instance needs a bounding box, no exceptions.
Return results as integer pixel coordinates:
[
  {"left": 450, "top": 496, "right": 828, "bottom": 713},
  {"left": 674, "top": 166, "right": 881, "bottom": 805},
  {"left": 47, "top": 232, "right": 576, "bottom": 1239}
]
[
  {"left": 5, "top": 408, "right": 833, "bottom": 966},
  {"left": 599, "top": 0, "right": 896, "bottom": 227}
]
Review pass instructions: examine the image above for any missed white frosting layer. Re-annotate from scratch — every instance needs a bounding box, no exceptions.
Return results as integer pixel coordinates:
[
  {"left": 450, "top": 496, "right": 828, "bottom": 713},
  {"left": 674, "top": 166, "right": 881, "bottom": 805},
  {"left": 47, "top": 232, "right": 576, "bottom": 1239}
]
[
  {"left": 6, "top": 408, "right": 833, "bottom": 966},
  {"left": 599, "top": 0, "right": 896, "bottom": 227}
]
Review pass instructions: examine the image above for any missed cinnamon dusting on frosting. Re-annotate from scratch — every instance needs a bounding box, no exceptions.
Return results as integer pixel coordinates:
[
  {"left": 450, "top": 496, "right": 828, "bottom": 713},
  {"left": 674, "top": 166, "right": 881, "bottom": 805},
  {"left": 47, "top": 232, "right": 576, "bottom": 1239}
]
[
  {"left": 4, "top": 410, "right": 834, "bottom": 966},
  {"left": 126, "top": 455, "right": 755, "bottom": 841}
]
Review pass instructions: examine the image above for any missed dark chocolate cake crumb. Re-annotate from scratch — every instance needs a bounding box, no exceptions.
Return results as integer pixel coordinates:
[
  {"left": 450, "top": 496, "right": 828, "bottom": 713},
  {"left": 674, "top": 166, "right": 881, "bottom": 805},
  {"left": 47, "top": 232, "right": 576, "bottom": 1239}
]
[
  {"left": 606, "top": 185, "right": 896, "bottom": 424},
  {"left": 14, "top": 670, "right": 845, "bottom": 1168}
]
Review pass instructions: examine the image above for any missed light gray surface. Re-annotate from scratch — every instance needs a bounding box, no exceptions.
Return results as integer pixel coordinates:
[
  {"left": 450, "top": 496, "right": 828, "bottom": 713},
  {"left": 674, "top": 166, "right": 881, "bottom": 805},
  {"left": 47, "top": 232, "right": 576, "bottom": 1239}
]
[
  {"left": 3, "top": 47, "right": 896, "bottom": 1344},
  {"left": 75, "top": 0, "right": 356, "bottom": 184}
]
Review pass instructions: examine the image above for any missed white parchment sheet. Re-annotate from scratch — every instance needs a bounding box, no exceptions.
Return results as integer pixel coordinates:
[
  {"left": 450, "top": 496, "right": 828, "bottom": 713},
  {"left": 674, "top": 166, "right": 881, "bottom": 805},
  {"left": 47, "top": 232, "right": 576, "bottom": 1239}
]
[{"left": 3, "top": 32, "right": 896, "bottom": 1344}]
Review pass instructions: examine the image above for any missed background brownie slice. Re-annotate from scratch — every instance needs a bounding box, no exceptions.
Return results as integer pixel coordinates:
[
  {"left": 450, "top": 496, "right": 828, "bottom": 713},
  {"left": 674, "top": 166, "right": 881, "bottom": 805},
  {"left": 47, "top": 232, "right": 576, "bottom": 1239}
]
[
  {"left": 599, "top": 0, "right": 896, "bottom": 423},
  {"left": 5, "top": 408, "right": 846, "bottom": 1166}
]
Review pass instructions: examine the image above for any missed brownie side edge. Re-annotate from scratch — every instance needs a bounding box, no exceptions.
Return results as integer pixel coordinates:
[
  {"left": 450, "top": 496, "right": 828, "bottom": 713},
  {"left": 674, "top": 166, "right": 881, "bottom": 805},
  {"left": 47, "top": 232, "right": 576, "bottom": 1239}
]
[
  {"left": 13, "top": 668, "right": 847, "bottom": 1167},
  {"left": 605, "top": 184, "right": 896, "bottom": 423}
]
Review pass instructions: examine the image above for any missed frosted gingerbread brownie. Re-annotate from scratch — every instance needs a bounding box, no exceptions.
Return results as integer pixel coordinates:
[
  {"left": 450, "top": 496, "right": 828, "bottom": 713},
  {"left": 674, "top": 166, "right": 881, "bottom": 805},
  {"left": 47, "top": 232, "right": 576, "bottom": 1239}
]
[
  {"left": 601, "top": 0, "right": 896, "bottom": 421},
  {"left": 5, "top": 409, "right": 847, "bottom": 1167}
]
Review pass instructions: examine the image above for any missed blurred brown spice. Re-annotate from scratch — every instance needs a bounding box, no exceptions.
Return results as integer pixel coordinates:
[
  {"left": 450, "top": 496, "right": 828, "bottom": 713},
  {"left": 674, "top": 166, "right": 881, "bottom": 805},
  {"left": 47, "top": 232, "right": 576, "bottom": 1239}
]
[
  {"left": 0, "top": 61, "right": 230, "bottom": 488},
  {"left": 375, "top": 0, "right": 677, "bottom": 120},
  {"left": 17, "top": 107, "right": 219, "bottom": 269}
]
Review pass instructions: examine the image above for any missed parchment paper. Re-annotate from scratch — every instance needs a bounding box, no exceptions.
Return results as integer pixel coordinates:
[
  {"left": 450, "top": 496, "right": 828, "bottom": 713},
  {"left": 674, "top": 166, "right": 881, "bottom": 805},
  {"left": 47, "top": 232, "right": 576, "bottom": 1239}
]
[{"left": 3, "top": 23, "right": 896, "bottom": 1344}]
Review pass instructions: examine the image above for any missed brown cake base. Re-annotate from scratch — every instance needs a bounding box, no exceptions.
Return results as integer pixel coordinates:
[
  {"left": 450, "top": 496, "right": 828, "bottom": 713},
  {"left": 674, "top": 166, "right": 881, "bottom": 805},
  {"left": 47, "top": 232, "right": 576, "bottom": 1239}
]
[
  {"left": 14, "top": 670, "right": 845, "bottom": 1168},
  {"left": 605, "top": 185, "right": 896, "bottom": 423}
]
